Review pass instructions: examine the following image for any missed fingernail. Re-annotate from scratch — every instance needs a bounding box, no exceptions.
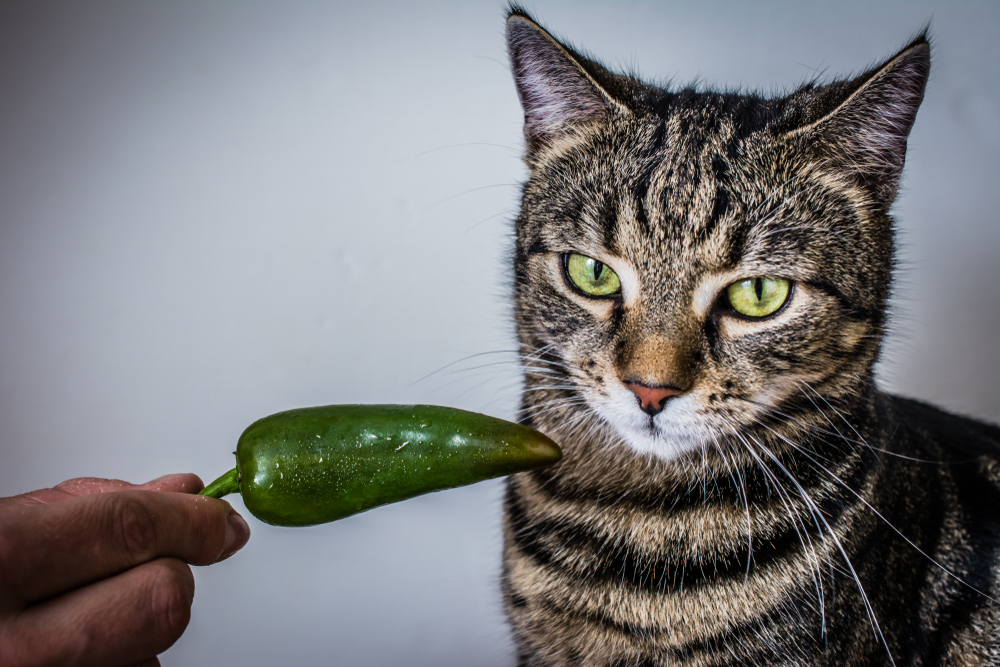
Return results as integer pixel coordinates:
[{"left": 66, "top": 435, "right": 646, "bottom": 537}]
[{"left": 221, "top": 511, "right": 251, "bottom": 560}]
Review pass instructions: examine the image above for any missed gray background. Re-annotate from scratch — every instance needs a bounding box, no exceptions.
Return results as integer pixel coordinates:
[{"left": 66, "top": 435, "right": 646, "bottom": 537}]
[{"left": 1, "top": 2, "right": 996, "bottom": 665}]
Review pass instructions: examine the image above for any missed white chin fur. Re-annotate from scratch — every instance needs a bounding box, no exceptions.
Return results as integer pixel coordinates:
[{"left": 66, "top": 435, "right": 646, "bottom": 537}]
[{"left": 590, "top": 392, "right": 717, "bottom": 462}]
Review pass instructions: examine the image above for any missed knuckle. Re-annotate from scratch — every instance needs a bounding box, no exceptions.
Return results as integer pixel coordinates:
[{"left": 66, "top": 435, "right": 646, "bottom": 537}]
[
  {"left": 148, "top": 559, "right": 194, "bottom": 643},
  {"left": 111, "top": 494, "right": 159, "bottom": 562},
  {"left": 185, "top": 496, "right": 230, "bottom": 564}
]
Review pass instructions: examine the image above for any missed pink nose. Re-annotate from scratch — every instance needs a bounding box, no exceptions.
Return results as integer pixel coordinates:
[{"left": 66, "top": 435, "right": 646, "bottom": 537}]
[{"left": 623, "top": 381, "right": 682, "bottom": 416}]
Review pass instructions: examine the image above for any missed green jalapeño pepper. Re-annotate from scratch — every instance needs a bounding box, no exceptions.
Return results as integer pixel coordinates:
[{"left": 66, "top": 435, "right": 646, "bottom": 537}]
[{"left": 199, "top": 404, "right": 561, "bottom": 526}]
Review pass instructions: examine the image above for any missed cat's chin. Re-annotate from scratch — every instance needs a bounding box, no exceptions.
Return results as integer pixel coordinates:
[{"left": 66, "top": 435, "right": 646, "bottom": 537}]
[
  {"left": 613, "top": 425, "right": 708, "bottom": 462},
  {"left": 592, "top": 394, "right": 720, "bottom": 463}
]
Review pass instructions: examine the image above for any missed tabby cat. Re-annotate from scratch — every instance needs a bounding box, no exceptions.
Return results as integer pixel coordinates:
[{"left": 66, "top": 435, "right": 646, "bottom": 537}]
[{"left": 500, "top": 8, "right": 1000, "bottom": 666}]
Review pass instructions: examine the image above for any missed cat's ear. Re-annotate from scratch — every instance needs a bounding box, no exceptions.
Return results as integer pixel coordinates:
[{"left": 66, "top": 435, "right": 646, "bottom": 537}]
[
  {"left": 792, "top": 33, "right": 930, "bottom": 204},
  {"left": 506, "top": 10, "right": 624, "bottom": 153}
]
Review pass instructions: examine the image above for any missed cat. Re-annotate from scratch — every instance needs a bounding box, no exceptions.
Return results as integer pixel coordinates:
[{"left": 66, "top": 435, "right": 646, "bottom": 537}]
[{"left": 500, "top": 7, "right": 1000, "bottom": 666}]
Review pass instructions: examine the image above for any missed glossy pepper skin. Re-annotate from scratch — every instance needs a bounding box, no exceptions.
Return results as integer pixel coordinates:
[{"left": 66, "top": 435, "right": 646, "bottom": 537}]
[{"left": 201, "top": 404, "right": 561, "bottom": 526}]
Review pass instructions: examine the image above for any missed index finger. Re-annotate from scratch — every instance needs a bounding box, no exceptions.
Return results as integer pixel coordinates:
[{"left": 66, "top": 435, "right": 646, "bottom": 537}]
[{"left": 0, "top": 489, "right": 249, "bottom": 606}]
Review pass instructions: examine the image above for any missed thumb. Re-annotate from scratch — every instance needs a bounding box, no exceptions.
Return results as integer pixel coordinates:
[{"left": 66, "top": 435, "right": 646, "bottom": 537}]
[{"left": 8, "top": 474, "right": 205, "bottom": 506}]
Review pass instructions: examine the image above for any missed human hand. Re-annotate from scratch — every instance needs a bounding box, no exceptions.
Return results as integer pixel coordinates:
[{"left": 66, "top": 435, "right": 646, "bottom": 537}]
[{"left": 0, "top": 473, "right": 251, "bottom": 667}]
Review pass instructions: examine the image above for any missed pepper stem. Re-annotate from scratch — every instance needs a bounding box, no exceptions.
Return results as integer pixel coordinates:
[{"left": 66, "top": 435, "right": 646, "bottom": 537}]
[{"left": 199, "top": 468, "right": 241, "bottom": 498}]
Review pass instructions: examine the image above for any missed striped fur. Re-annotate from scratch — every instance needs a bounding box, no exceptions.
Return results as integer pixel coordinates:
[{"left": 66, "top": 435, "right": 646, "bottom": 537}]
[{"left": 502, "top": 8, "right": 1000, "bottom": 666}]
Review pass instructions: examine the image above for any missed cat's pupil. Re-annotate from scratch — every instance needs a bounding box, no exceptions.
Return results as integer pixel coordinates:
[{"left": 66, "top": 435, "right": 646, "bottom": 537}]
[
  {"left": 593, "top": 260, "right": 605, "bottom": 282},
  {"left": 754, "top": 277, "right": 763, "bottom": 301}
]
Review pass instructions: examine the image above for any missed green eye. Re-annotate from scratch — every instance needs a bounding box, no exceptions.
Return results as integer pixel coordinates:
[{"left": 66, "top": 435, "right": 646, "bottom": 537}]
[
  {"left": 565, "top": 253, "right": 621, "bottom": 297},
  {"left": 726, "top": 277, "right": 790, "bottom": 317}
]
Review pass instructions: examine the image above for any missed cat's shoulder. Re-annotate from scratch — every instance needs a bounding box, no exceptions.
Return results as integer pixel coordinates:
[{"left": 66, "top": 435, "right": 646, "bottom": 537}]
[{"left": 880, "top": 392, "right": 1000, "bottom": 480}]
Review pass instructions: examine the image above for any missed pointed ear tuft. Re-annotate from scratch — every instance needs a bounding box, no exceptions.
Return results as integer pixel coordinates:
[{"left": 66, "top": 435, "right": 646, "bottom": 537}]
[
  {"left": 797, "top": 35, "right": 930, "bottom": 204},
  {"left": 506, "top": 12, "right": 612, "bottom": 153}
]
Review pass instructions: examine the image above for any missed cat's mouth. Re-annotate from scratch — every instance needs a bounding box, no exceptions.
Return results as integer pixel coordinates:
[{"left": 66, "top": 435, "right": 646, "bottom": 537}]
[{"left": 588, "top": 387, "right": 719, "bottom": 461}]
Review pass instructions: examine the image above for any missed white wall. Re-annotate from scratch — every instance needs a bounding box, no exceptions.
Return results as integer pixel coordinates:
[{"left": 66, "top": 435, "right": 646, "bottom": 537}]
[{"left": 1, "top": 2, "right": 996, "bottom": 665}]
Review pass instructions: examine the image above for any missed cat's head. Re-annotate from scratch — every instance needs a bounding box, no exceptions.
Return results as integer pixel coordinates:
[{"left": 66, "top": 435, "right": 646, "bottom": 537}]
[{"left": 507, "top": 9, "right": 929, "bottom": 464}]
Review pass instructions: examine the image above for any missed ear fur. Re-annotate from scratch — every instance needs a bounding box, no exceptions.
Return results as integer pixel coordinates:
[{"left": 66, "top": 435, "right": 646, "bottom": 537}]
[
  {"left": 791, "top": 33, "right": 930, "bottom": 205},
  {"left": 506, "top": 8, "right": 622, "bottom": 153}
]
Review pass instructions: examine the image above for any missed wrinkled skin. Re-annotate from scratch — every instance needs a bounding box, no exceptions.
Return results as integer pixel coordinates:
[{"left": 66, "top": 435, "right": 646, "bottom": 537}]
[{"left": 0, "top": 474, "right": 250, "bottom": 667}]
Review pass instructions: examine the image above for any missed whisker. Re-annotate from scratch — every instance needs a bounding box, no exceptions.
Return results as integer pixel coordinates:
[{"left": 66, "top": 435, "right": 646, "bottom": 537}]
[
  {"left": 421, "top": 183, "right": 519, "bottom": 214},
  {"left": 413, "top": 142, "right": 519, "bottom": 158},
  {"left": 409, "top": 350, "right": 522, "bottom": 387},
  {"left": 733, "top": 431, "right": 829, "bottom": 629},
  {"left": 766, "top": 422, "right": 999, "bottom": 606},
  {"left": 466, "top": 208, "right": 516, "bottom": 233},
  {"left": 799, "top": 382, "right": 883, "bottom": 465}
]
